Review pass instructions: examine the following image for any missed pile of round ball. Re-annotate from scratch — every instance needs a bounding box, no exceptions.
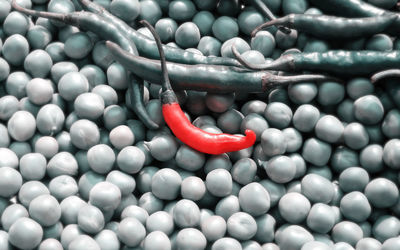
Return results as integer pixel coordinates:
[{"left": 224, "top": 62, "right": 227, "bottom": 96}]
[{"left": 0, "top": 0, "right": 400, "bottom": 249}]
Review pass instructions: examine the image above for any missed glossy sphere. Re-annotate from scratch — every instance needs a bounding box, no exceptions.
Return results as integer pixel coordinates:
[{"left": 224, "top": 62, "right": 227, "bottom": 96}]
[
  {"left": 29, "top": 194, "right": 61, "bottom": 227},
  {"left": 2, "top": 34, "right": 29, "bottom": 66},
  {"left": 118, "top": 217, "right": 146, "bottom": 247},
  {"left": 181, "top": 176, "right": 206, "bottom": 201},
  {"left": 293, "top": 104, "right": 320, "bottom": 132},
  {"left": 8, "top": 217, "right": 43, "bottom": 249},
  {"left": 70, "top": 119, "right": 100, "bottom": 150},
  {"left": 24, "top": 50, "right": 53, "bottom": 78},
  {"left": 332, "top": 221, "right": 363, "bottom": 246},
  {"left": 279, "top": 225, "right": 313, "bottom": 250},
  {"left": 89, "top": 182, "right": 121, "bottom": 212},
  {"left": 212, "top": 16, "right": 239, "bottom": 42},
  {"left": 146, "top": 211, "right": 174, "bottom": 235},
  {"left": 175, "top": 22, "right": 201, "bottom": 49},
  {"left": 173, "top": 199, "right": 201, "bottom": 228},
  {"left": 360, "top": 144, "right": 384, "bottom": 173},
  {"left": 261, "top": 128, "right": 287, "bottom": 157},
  {"left": 193, "top": 11, "right": 215, "bottom": 36},
  {"left": 306, "top": 203, "right": 335, "bottom": 234},
  {"left": 58, "top": 72, "right": 89, "bottom": 101},
  {"left": 87, "top": 144, "right": 115, "bottom": 174},
  {"left": 151, "top": 168, "right": 182, "bottom": 200},
  {"left": 354, "top": 95, "right": 384, "bottom": 125},
  {"left": 143, "top": 231, "right": 171, "bottom": 250},
  {"left": 78, "top": 205, "right": 105, "bottom": 234},
  {"left": 315, "top": 115, "right": 344, "bottom": 143},
  {"left": 301, "top": 174, "right": 334, "bottom": 204},
  {"left": 74, "top": 92, "right": 105, "bottom": 120},
  {"left": 365, "top": 178, "right": 399, "bottom": 208},
  {"left": 317, "top": 81, "right": 345, "bottom": 106},
  {"left": 340, "top": 191, "right": 371, "bottom": 222},
  {"left": 227, "top": 212, "right": 257, "bottom": 241},
  {"left": 383, "top": 139, "right": 400, "bottom": 169},
  {"left": 206, "top": 169, "right": 232, "bottom": 197},
  {"left": 279, "top": 193, "right": 311, "bottom": 224},
  {"left": 155, "top": 18, "right": 178, "bottom": 43},
  {"left": 0, "top": 167, "right": 22, "bottom": 198},
  {"left": 264, "top": 102, "right": 293, "bottom": 129},
  {"left": 109, "top": 0, "right": 140, "bottom": 22},
  {"left": 201, "top": 215, "right": 226, "bottom": 242},
  {"left": 26, "top": 78, "right": 54, "bottom": 105},
  {"left": 366, "top": 34, "right": 393, "bottom": 51},
  {"left": 264, "top": 156, "right": 296, "bottom": 184},
  {"left": 8, "top": 110, "right": 36, "bottom": 142},
  {"left": 36, "top": 104, "right": 65, "bottom": 135},
  {"left": 238, "top": 182, "right": 270, "bottom": 216},
  {"left": 176, "top": 228, "right": 206, "bottom": 250}
]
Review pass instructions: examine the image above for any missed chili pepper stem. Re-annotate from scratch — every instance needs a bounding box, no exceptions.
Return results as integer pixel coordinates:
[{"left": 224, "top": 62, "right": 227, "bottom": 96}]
[
  {"left": 371, "top": 69, "right": 400, "bottom": 83},
  {"left": 251, "top": 15, "right": 294, "bottom": 37}
]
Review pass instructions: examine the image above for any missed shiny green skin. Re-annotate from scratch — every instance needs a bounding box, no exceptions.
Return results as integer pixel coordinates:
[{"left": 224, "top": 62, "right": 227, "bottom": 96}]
[
  {"left": 268, "top": 50, "right": 400, "bottom": 75},
  {"left": 107, "top": 41, "right": 264, "bottom": 93},
  {"left": 308, "top": 0, "right": 400, "bottom": 35},
  {"left": 284, "top": 14, "right": 397, "bottom": 40}
]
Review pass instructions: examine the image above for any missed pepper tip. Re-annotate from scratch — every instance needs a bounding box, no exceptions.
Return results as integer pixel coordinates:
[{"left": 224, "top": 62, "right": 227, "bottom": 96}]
[{"left": 244, "top": 129, "right": 257, "bottom": 146}]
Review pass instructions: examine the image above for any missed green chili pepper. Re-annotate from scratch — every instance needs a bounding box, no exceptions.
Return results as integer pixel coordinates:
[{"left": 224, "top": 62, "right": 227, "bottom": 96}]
[
  {"left": 77, "top": 0, "right": 242, "bottom": 67},
  {"left": 129, "top": 75, "right": 160, "bottom": 130},
  {"left": 12, "top": 1, "right": 159, "bottom": 130},
  {"left": 233, "top": 45, "right": 400, "bottom": 75},
  {"left": 252, "top": 14, "right": 398, "bottom": 39},
  {"left": 105, "top": 40, "right": 337, "bottom": 93},
  {"left": 12, "top": 1, "right": 138, "bottom": 55},
  {"left": 308, "top": 0, "right": 400, "bottom": 35}
]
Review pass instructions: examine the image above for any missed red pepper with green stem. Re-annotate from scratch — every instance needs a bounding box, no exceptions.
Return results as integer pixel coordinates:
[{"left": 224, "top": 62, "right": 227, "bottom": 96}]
[{"left": 139, "top": 20, "right": 256, "bottom": 155}]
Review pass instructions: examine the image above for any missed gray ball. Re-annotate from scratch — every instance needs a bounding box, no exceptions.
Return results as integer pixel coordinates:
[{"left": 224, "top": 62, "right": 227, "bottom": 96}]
[
  {"left": 29, "top": 194, "right": 61, "bottom": 226},
  {"left": 201, "top": 215, "right": 226, "bottom": 242},
  {"left": 0, "top": 166, "right": 22, "bottom": 198},
  {"left": 176, "top": 228, "right": 206, "bottom": 250},
  {"left": 8, "top": 217, "right": 43, "bottom": 249},
  {"left": 227, "top": 212, "right": 257, "bottom": 241},
  {"left": 78, "top": 204, "right": 104, "bottom": 234},
  {"left": 118, "top": 217, "right": 146, "bottom": 247},
  {"left": 7, "top": 110, "right": 36, "bottom": 141},
  {"left": 89, "top": 181, "right": 121, "bottom": 212},
  {"left": 206, "top": 169, "right": 232, "bottom": 197},
  {"left": 238, "top": 182, "right": 270, "bottom": 216},
  {"left": 173, "top": 199, "right": 201, "bottom": 228}
]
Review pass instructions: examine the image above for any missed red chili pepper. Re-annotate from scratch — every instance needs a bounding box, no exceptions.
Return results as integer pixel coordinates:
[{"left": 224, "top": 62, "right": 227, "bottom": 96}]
[
  {"left": 141, "top": 20, "right": 256, "bottom": 155},
  {"left": 163, "top": 102, "right": 256, "bottom": 154}
]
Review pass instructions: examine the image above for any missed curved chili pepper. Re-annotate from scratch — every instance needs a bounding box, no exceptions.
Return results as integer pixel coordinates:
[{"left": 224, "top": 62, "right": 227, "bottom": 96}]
[
  {"left": 105, "top": 41, "right": 338, "bottom": 93},
  {"left": 371, "top": 69, "right": 400, "bottom": 83},
  {"left": 308, "top": 0, "right": 400, "bottom": 35},
  {"left": 76, "top": 0, "right": 242, "bottom": 67},
  {"left": 11, "top": 0, "right": 137, "bottom": 55},
  {"left": 11, "top": 1, "right": 160, "bottom": 130},
  {"left": 232, "top": 45, "right": 400, "bottom": 75},
  {"left": 128, "top": 74, "right": 160, "bottom": 130},
  {"left": 139, "top": 20, "right": 256, "bottom": 155},
  {"left": 251, "top": 14, "right": 398, "bottom": 39}
]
